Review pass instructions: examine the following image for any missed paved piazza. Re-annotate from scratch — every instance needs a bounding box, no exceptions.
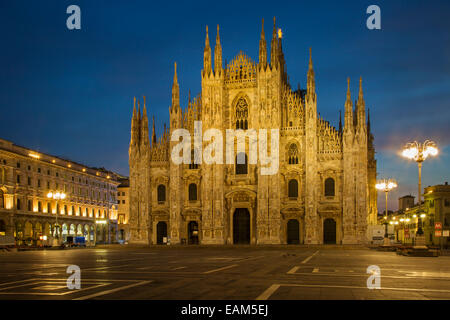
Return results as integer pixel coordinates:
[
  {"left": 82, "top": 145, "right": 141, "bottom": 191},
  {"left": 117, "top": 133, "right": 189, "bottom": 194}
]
[{"left": 1, "top": 246, "right": 450, "bottom": 300}]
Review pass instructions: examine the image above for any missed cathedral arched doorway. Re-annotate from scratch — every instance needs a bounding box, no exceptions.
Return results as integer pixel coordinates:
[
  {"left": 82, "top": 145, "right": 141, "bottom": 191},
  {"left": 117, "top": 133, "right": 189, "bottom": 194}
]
[
  {"left": 287, "top": 219, "right": 300, "bottom": 244},
  {"left": 156, "top": 221, "right": 167, "bottom": 245},
  {"left": 233, "top": 208, "right": 250, "bottom": 244},
  {"left": 188, "top": 221, "right": 199, "bottom": 245},
  {"left": 323, "top": 218, "right": 336, "bottom": 244}
]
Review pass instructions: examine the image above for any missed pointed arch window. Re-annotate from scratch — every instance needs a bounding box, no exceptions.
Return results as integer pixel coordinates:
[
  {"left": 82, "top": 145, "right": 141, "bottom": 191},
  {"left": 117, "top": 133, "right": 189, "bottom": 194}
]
[
  {"left": 157, "top": 185, "right": 166, "bottom": 202},
  {"left": 235, "top": 153, "right": 248, "bottom": 175},
  {"left": 235, "top": 98, "right": 249, "bottom": 130},
  {"left": 324, "top": 178, "right": 335, "bottom": 197},
  {"left": 288, "top": 144, "right": 299, "bottom": 164},
  {"left": 288, "top": 179, "right": 298, "bottom": 198}
]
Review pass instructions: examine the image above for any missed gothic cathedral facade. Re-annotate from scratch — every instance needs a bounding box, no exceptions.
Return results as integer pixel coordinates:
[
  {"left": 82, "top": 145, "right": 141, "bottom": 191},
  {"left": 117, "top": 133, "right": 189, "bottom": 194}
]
[{"left": 128, "top": 19, "right": 377, "bottom": 245}]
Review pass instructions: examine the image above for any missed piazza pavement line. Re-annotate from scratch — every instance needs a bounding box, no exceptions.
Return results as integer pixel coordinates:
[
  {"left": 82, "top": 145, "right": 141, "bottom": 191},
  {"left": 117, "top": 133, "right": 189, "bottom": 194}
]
[
  {"left": 285, "top": 270, "right": 450, "bottom": 281},
  {"left": 72, "top": 280, "right": 152, "bottom": 300},
  {"left": 286, "top": 266, "right": 299, "bottom": 274},
  {"left": 301, "top": 250, "right": 319, "bottom": 264},
  {"left": 203, "top": 264, "right": 239, "bottom": 274},
  {"left": 83, "top": 264, "right": 132, "bottom": 271},
  {"left": 255, "top": 284, "right": 281, "bottom": 300},
  {"left": 255, "top": 283, "right": 450, "bottom": 300}
]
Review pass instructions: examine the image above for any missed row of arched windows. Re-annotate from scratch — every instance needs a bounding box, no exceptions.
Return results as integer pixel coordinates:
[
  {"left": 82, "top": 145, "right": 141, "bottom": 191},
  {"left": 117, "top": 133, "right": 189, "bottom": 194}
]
[
  {"left": 157, "top": 183, "right": 199, "bottom": 202},
  {"left": 155, "top": 178, "right": 335, "bottom": 203},
  {"left": 287, "top": 178, "right": 335, "bottom": 198}
]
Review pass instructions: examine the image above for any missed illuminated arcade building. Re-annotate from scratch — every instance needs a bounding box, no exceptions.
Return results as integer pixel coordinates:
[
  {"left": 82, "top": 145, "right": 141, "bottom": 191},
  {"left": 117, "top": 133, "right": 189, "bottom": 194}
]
[{"left": 0, "top": 138, "right": 120, "bottom": 246}]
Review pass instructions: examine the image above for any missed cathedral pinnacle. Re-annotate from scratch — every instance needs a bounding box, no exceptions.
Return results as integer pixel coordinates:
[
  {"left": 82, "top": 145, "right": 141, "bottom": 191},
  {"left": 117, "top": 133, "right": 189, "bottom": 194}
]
[
  {"left": 214, "top": 24, "right": 222, "bottom": 73},
  {"left": 203, "top": 25, "right": 212, "bottom": 75},
  {"left": 307, "top": 48, "right": 315, "bottom": 97},
  {"left": 259, "top": 18, "right": 267, "bottom": 68},
  {"left": 270, "top": 17, "right": 279, "bottom": 67},
  {"left": 172, "top": 62, "right": 180, "bottom": 108},
  {"left": 344, "top": 77, "right": 354, "bottom": 133}
]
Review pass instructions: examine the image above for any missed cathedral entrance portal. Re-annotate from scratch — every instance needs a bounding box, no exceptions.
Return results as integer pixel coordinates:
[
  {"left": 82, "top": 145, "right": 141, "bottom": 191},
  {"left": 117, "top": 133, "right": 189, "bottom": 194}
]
[
  {"left": 233, "top": 208, "right": 250, "bottom": 244},
  {"left": 287, "top": 219, "right": 300, "bottom": 244},
  {"left": 188, "top": 221, "right": 199, "bottom": 244},
  {"left": 323, "top": 218, "right": 336, "bottom": 244},
  {"left": 156, "top": 221, "right": 167, "bottom": 245}
]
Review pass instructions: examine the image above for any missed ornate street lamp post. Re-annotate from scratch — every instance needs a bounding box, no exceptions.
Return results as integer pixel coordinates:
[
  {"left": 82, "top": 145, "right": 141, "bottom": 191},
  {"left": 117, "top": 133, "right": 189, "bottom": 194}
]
[
  {"left": 401, "top": 140, "right": 438, "bottom": 245},
  {"left": 47, "top": 191, "right": 66, "bottom": 247},
  {"left": 376, "top": 179, "right": 397, "bottom": 246}
]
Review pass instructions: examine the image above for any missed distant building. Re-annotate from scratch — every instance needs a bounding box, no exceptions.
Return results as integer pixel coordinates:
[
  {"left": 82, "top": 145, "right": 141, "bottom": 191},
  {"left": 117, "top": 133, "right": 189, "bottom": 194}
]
[
  {"left": 398, "top": 195, "right": 415, "bottom": 212},
  {"left": 117, "top": 178, "right": 130, "bottom": 242},
  {"left": 390, "top": 182, "right": 450, "bottom": 247},
  {"left": 0, "top": 138, "right": 121, "bottom": 246}
]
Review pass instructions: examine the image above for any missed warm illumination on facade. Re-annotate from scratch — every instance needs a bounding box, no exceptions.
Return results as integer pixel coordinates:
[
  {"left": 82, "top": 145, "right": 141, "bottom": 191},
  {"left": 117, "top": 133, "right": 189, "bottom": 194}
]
[{"left": 28, "top": 153, "right": 40, "bottom": 159}]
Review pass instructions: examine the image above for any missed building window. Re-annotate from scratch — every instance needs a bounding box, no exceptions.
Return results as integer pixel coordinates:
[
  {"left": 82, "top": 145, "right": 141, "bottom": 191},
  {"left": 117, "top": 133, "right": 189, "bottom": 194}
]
[
  {"left": 28, "top": 177, "right": 31, "bottom": 186},
  {"left": 324, "top": 178, "right": 335, "bottom": 197},
  {"left": 16, "top": 175, "right": 20, "bottom": 184},
  {"left": 235, "top": 153, "right": 248, "bottom": 175},
  {"left": 38, "top": 201, "right": 42, "bottom": 213},
  {"left": 47, "top": 202, "right": 51, "bottom": 214},
  {"left": 235, "top": 97, "right": 249, "bottom": 130},
  {"left": 27, "top": 165, "right": 31, "bottom": 171},
  {"left": 122, "top": 200, "right": 125, "bottom": 204},
  {"left": 157, "top": 185, "right": 166, "bottom": 202},
  {"left": 288, "top": 144, "right": 299, "bottom": 164},
  {"left": 288, "top": 179, "right": 299, "bottom": 198},
  {"left": 16, "top": 198, "right": 21, "bottom": 210},
  {"left": 17, "top": 162, "right": 20, "bottom": 168},
  {"left": 189, "top": 183, "right": 198, "bottom": 201},
  {"left": 189, "top": 150, "right": 199, "bottom": 169},
  {"left": 27, "top": 200, "right": 32, "bottom": 211},
  {"left": 38, "top": 168, "right": 41, "bottom": 173},
  {"left": 118, "top": 214, "right": 125, "bottom": 224},
  {"left": 445, "top": 199, "right": 450, "bottom": 207}
]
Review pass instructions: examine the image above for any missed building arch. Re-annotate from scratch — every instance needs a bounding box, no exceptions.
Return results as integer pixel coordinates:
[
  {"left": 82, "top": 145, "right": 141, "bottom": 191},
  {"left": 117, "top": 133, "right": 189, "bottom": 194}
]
[
  {"left": 188, "top": 183, "right": 197, "bottom": 201},
  {"left": 156, "top": 221, "right": 168, "bottom": 244},
  {"left": 323, "top": 218, "right": 336, "bottom": 244},
  {"left": 287, "top": 219, "right": 300, "bottom": 244},
  {"left": 288, "top": 179, "right": 298, "bottom": 198},
  {"left": 157, "top": 184, "right": 166, "bottom": 202},
  {"left": 324, "top": 177, "right": 335, "bottom": 197},
  {"left": 233, "top": 208, "right": 250, "bottom": 244},
  {"left": 287, "top": 143, "right": 299, "bottom": 164}
]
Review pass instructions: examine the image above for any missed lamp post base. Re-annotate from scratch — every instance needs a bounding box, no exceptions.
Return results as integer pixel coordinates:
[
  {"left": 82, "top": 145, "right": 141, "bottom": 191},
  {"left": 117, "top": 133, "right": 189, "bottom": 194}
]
[
  {"left": 52, "top": 238, "right": 60, "bottom": 247},
  {"left": 414, "top": 234, "right": 427, "bottom": 249},
  {"left": 383, "top": 237, "right": 390, "bottom": 246}
]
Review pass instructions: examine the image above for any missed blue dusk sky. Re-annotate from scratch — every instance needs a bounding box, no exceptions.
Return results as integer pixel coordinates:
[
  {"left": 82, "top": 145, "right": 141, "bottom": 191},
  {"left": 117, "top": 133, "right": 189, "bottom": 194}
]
[{"left": 0, "top": 0, "right": 449, "bottom": 211}]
